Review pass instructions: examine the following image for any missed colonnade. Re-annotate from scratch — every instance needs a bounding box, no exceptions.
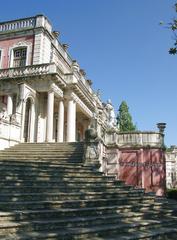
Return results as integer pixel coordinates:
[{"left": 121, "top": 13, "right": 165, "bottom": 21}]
[
  {"left": 3, "top": 89, "right": 90, "bottom": 143},
  {"left": 46, "top": 90, "right": 76, "bottom": 143}
]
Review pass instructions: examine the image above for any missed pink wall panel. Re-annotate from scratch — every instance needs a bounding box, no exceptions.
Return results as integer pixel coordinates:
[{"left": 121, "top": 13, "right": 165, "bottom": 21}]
[
  {"left": 111, "top": 148, "right": 166, "bottom": 196},
  {"left": 119, "top": 151, "right": 139, "bottom": 186},
  {"left": 0, "top": 35, "right": 34, "bottom": 68}
]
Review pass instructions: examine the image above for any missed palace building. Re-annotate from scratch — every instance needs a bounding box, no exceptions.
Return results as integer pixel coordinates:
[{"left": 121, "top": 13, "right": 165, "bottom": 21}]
[
  {"left": 0, "top": 15, "right": 112, "bottom": 149},
  {"left": 0, "top": 15, "right": 166, "bottom": 196}
]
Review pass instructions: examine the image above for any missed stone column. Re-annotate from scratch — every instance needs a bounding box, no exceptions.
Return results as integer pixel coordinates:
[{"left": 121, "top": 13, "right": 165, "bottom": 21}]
[
  {"left": 46, "top": 91, "right": 54, "bottom": 142},
  {"left": 57, "top": 100, "right": 64, "bottom": 142},
  {"left": 67, "top": 99, "right": 76, "bottom": 142},
  {"left": 20, "top": 100, "right": 26, "bottom": 142},
  {"left": 29, "top": 103, "right": 35, "bottom": 142},
  {"left": 7, "top": 95, "right": 13, "bottom": 115}
]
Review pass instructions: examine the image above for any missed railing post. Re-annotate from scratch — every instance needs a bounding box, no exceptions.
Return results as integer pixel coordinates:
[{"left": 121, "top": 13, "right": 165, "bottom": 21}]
[{"left": 83, "top": 127, "right": 101, "bottom": 169}]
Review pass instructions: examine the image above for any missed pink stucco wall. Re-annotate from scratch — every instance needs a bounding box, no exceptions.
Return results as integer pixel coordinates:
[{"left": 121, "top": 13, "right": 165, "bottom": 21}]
[
  {"left": 119, "top": 148, "right": 166, "bottom": 196},
  {"left": 0, "top": 35, "right": 34, "bottom": 68},
  {"left": 106, "top": 148, "right": 166, "bottom": 196}
]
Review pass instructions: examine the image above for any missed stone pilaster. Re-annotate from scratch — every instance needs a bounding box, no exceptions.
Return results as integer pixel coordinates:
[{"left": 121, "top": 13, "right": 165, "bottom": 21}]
[
  {"left": 57, "top": 100, "right": 64, "bottom": 142},
  {"left": 66, "top": 98, "right": 76, "bottom": 142},
  {"left": 7, "top": 95, "right": 13, "bottom": 115},
  {"left": 46, "top": 91, "right": 54, "bottom": 142}
]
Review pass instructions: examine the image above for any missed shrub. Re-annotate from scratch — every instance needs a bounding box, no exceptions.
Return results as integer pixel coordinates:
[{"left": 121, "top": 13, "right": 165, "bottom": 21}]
[{"left": 167, "top": 188, "right": 177, "bottom": 200}]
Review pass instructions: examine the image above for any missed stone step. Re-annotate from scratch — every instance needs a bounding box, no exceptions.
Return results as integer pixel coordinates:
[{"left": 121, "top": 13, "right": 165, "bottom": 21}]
[
  {"left": 0, "top": 142, "right": 176, "bottom": 239},
  {"left": 9, "top": 145, "right": 84, "bottom": 151},
  {"left": 0, "top": 174, "right": 110, "bottom": 181},
  {"left": 0, "top": 219, "right": 176, "bottom": 240},
  {"left": 0, "top": 169, "right": 112, "bottom": 178},
  {"left": 0, "top": 156, "right": 83, "bottom": 161},
  {"left": 0, "top": 167, "right": 103, "bottom": 175},
  {"left": 0, "top": 191, "right": 145, "bottom": 202},
  {"left": 1, "top": 147, "right": 84, "bottom": 153},
  {"left": 0, "top": 202, "right": 174, "bottom": 223},
  {"left": 0, "top": 160, "right": 95, "bottom": 169},
  {"left": 0, "top": 184, "right": 134, "bottom": 194},
  {"left": 0, "top": 161, "right": 86, "bottom": 168},
  {"left": 9, "top": 142, "right": 84, "bottom": 147},
  {"left": 0, "top": 169, "right": 106, "bottom": 178},
  {"left": 0, "top": 178, "right": 124, "bottom": 185},
  {"left": 0, "top": 151, "right": 83, "bottom": 158},
  {"left": 0, "top": 213, "right": 176, "bottom": 234},
  {"left": 99, "top": 227, "right": 177, "bottom": 240},
  {"left": 0, "top": 196, "right": 155, "bottom": 211},
  {"left": 0, "top": 212, "right": 145, "bottom": 224}
]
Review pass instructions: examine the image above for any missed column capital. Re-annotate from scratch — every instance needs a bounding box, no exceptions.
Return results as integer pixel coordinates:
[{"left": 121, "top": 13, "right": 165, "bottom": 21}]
[{"left": 49, "top": 83, "right": 63, "bottom": 98}]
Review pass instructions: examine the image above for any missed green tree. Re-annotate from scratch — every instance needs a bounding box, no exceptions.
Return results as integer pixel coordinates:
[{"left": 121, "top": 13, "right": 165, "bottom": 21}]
[
  {"left": 167, "top": 2, "right": 177, "bottom": 54},
  {"left": 116, "top": 101, "right": 136, "bottom": 132}
]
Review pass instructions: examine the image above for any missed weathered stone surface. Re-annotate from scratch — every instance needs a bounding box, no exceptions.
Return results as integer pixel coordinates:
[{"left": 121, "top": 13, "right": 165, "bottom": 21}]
[{"left": 0, "top": 142, "right": 176, "bottom": 239}]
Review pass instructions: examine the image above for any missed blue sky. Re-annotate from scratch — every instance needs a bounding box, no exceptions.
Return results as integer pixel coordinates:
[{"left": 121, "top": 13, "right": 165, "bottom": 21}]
[{"left": 0, "top": 0, "right": 177, "bottom": 146}]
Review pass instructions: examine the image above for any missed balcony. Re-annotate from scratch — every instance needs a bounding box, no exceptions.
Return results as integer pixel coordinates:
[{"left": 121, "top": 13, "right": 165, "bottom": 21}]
[
  {"left": 0, "top": 63, "right": 93, "bottom": 95},
  {"left": 0, "top": 63, "right": 61, "bottom": 79},
  {"left": 0, "top": 17, "right": 35, "bottom": 33}
]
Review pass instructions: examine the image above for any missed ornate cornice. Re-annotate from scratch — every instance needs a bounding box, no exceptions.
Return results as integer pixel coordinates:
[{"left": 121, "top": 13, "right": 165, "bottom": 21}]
[
  {"left": 50, "top": 83, "right": 63, "bottom": 98},
  {"left": 66, "top": 91, "right": 93, "bottom": 118}
]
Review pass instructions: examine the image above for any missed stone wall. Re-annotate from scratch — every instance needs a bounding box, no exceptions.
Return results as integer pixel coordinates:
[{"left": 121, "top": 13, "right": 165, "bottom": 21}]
[{"left": 101, "top": 131, "right": 166, "bottom": 196}]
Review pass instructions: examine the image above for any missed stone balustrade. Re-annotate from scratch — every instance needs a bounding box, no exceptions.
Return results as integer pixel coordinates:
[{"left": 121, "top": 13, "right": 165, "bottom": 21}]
[
  {"left": 105, "top": 131, "right": 164, "bottom": 148},
  {"left": 0, "top": 63, "right": 57, "bottom": 79},
  {"left": 0, "top": 17, "right": 35, "bottom": 32}
]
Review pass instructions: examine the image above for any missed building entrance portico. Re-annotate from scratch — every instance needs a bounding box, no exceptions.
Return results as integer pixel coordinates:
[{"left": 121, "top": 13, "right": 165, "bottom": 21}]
[
  {"left": 45, "top": 92, "right": 91, "bottom": 143},
  {"left": 0, "top": 15, "right": 99, "bottom": 149}
]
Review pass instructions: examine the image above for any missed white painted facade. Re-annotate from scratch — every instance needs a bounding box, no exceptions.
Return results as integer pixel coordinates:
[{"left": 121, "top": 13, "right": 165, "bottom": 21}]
[
  {"left": 0, "top": 15, "right": 113, "bottom": 150},
  {"left": 166, "top": 146, "right": 177, "bottom": 188}
]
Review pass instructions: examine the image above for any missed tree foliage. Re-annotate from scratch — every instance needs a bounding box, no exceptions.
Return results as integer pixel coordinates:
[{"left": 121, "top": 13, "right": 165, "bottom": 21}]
[
  {"left": 116, "top": 101, "right": 137, "bottom": 132},
  {"left": 168, "top": 3, "right": 177, "bottom": 54}
]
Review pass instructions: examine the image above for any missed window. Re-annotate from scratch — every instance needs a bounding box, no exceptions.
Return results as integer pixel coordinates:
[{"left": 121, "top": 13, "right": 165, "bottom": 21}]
[{"left": 13, "top": 48, "right": 27, "bottom": 67}]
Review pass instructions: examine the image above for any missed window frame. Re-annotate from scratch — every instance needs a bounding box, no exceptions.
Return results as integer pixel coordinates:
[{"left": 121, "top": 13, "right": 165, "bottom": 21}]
[
  {"left": 9, "top": 41, "right": 32, "bottom": 68},
  {"left": 13, "top": 47, "right": 27, "bottom": 68}
]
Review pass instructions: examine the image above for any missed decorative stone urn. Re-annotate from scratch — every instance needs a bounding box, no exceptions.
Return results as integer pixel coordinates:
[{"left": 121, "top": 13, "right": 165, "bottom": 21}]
[{"left": 157, "top": 123, "right": 166, "bottom": 134}]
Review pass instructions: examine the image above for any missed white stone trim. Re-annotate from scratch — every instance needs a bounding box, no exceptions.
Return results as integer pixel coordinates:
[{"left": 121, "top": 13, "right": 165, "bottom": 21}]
[
  {"left": 70, "top": 92, "right": 93, "bottom": 118},
  {"left": 66, "top": 99, "right": 76, "bottom": 142},
  {"left": 57, "top": 100, "right": 64, "bottom": 142},
  {"left": 46, "top": 91, "right": 54, "bottom": 142},
  {"left": 19, "top": 83, "right": 37, "bottom": 142},
  {"left": 19, "top": 83, "right": 36, "bottom": 102},
  {"left": 51, "top": 83, "right": 63, "bottom": 98},
  {"left": 8, "top": 41, "right": 32, "bottom": 68}
]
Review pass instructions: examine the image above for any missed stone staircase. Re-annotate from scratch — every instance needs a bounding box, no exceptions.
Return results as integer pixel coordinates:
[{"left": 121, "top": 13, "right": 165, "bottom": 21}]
[{"left": 0, "top": 142, "right": 176, "bottom": 239}]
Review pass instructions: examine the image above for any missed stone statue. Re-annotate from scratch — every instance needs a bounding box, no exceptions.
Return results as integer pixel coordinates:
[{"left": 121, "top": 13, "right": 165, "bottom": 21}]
[
  {"left": 0, "top": 106, "right": 8, "bottom": 120},
  {"left": 105, "top": 99, "right": 116, "bottom": 128}
]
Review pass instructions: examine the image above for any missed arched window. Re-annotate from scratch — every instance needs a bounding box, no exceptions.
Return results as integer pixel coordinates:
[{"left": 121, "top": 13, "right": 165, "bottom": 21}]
[{"left": 13, "top": 47, "right": 27, "bottom": 67}]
